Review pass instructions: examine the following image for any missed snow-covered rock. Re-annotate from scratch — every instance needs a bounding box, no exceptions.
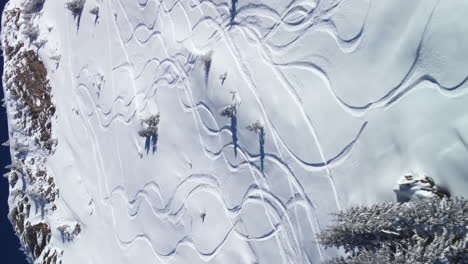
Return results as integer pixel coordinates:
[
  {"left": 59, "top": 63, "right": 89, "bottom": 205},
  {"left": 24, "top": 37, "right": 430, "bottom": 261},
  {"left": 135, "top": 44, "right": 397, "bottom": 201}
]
[
  {"left": 394, "top": 175, "right": 435, "bottom": 202},
  {"left": 2, "top": 0, "right": 468, "bottom": 263},
  {"left": 394, "top": 174, "right": 450, "bottom": 202}
]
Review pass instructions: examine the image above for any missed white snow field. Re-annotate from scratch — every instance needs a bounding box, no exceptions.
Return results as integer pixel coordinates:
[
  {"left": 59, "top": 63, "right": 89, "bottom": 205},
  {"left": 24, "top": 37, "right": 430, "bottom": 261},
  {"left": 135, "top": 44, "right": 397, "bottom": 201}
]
[{"left": 3, "top": 0, "right": 468, "bottom": 263}]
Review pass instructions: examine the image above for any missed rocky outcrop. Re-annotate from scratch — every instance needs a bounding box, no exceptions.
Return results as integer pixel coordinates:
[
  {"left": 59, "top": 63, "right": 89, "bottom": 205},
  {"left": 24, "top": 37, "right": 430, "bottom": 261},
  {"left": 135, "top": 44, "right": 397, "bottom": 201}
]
[{"left": 1, "top": 2, "right": 72, "bottom": 263}]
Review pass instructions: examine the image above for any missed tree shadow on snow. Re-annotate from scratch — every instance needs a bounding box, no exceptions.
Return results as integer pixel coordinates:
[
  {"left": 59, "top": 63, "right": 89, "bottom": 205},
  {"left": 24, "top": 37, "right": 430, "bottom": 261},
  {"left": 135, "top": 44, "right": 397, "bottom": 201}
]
[
  {"left": 259, "top": 127, "right": 265, "bottom": 172},
  {"left": 144, "top": 134, "right": 158, "bottom": 155},
  {"left": 231, "top": 115, "right": 238, "bottom": 157},
  {"left": 229, "top": 0, "right": 238, "bottom": 27},
  {"left": 73, "top": 11, "right": 83, "bottom": 33}
]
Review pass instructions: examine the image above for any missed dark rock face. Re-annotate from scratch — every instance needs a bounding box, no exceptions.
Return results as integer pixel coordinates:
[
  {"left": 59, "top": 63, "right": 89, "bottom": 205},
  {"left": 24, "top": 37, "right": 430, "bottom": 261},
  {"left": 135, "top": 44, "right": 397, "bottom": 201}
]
[
  {"left": 25, "top": 222, "right": 51, "bottom": 259},
  {"left": 6, "top": 48, "right": 56, "bottom": 153}
]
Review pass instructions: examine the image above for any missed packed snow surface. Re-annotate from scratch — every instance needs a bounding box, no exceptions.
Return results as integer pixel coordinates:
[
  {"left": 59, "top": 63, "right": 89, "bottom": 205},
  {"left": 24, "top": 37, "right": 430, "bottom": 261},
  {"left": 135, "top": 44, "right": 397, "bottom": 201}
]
[{"left": 4, "top": 0, "right": 468, "bottom": 263}]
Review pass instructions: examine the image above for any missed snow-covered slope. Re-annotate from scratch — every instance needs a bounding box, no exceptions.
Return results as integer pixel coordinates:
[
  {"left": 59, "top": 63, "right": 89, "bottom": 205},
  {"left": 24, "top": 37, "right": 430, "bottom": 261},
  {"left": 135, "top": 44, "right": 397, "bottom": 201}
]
[{"left": 3, "top": 0, "right": 468, "bottom": 263}]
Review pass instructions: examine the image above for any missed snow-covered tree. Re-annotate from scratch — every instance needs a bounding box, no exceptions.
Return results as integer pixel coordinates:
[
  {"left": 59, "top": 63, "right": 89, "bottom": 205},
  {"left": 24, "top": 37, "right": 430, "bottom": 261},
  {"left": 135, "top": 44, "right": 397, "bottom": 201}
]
[
  {"left": 66, "top": 0, "right": 85, "bottom": 19},
  {"left": 319, "top": 197, "right": 468, "bottom": 263},
  {"left": 138, "top": 114, "right": 160, "bottom": 138},
  {"left": 89, "top": 6, "right": 99, "bottom": 16},
  {"left": 220, "top": 104, "right": 236, "bottom": 118},
  {"left": 89, "top": 6, "right": 100, "bottom": 24},
  {"left": 246, "top": 120, "right": 263, "bottom": 134}
]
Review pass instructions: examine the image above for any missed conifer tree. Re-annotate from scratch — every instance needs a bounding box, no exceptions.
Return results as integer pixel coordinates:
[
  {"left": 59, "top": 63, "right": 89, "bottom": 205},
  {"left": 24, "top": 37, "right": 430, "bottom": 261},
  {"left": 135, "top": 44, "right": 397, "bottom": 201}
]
[{"left": 319, "top": 198, "right": 468, "bottom": 263}]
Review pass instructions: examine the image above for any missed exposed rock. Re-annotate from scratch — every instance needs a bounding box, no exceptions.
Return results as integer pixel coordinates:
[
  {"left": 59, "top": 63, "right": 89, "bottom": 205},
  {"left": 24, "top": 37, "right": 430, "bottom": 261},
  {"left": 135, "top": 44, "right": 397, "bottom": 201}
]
[
  {"left": 24, "top": 222, "right": 51, "bottom": 259},
  {"left": 2, "top": 3, "right": 65, "bottom": 263}
]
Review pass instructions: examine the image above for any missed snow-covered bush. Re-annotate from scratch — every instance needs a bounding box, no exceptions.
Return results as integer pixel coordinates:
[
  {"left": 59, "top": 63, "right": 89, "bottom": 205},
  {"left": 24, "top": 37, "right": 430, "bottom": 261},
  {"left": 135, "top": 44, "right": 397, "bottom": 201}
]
[
  {"left": 138, "top": 114, "right": 160, "bottom": 138},
  {"left": 89, "top": 6, "right": 99, "bottom": 24},
  {"left": 89, "top": 6, "right": 99, "bottom": 16},
  {"left": 66, "top": 0, "right": 85, "bottom": 18},
  {"left": 246, "top": 120, "right": 263, "bottom": 134},
  {"left": 219, "top": 72, "right": 227, "bottom": 85},
  {"left": 394, "top": 174, "right": 449, "bottom": 202},
  {"left": 220, "top": 104, "right": 236, "bottom": 118},
  {"left": 318, "top": 197, "right": 468, "bottom": 263},
  {"left": 138, "top": 126, "right": 158, "bottom": 138}
]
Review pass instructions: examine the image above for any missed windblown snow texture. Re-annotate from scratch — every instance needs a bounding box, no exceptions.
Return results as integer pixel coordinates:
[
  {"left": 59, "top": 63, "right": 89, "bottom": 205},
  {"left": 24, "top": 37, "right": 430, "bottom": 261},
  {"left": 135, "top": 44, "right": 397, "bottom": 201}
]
[{"left": 2, "top": 0, "right": 468, "bottom": 263}]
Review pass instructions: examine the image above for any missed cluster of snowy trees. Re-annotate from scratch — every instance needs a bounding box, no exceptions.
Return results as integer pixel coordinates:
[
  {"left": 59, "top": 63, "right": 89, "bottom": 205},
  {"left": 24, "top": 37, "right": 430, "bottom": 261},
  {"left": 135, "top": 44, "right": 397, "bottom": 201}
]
[{"left": 319, "top": 197, "right": 468, "bottom": 263}]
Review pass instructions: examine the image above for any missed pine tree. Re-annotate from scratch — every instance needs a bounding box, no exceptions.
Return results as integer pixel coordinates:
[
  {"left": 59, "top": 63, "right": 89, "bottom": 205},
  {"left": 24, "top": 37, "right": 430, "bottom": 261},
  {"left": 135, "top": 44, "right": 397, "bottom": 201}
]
[{"left": 318, "top": 198, "right": 468, "bottom": 263}]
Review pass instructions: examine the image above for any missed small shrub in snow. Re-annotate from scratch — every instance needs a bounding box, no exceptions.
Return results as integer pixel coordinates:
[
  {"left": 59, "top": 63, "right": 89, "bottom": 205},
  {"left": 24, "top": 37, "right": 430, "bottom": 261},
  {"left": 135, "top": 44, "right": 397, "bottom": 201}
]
[
  {"left": 246, "top": 120, "right": 263, "bottom": 134},
  {"left": 89, "top": 6, "right": 99, "bottom": 16},
  {"left": 89, "top": 6, "right": 99, "bottom": 24},
  {"left": 138, "top": 126, "right": 158, "bottom": 138},
  {"left": 219, "top": 72, "right": 227, "bottom": 85},
  {"left": 66, "top": 0, "right": 85, "bottom": 18},
  {"left": 138, "top": 114, "right": 160, "bottom": 138},
  {"left": 23, "top": 0, "right": 46, "bottom": 14},
  {"left": 318, "top": 197, "right": 468, "bottom": 263},
  {"left": 143, "top": 115, "right": 159, "bottom": 129},
  {"left": 220, "top": 104, "right": 236, "bottom": 118}
]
